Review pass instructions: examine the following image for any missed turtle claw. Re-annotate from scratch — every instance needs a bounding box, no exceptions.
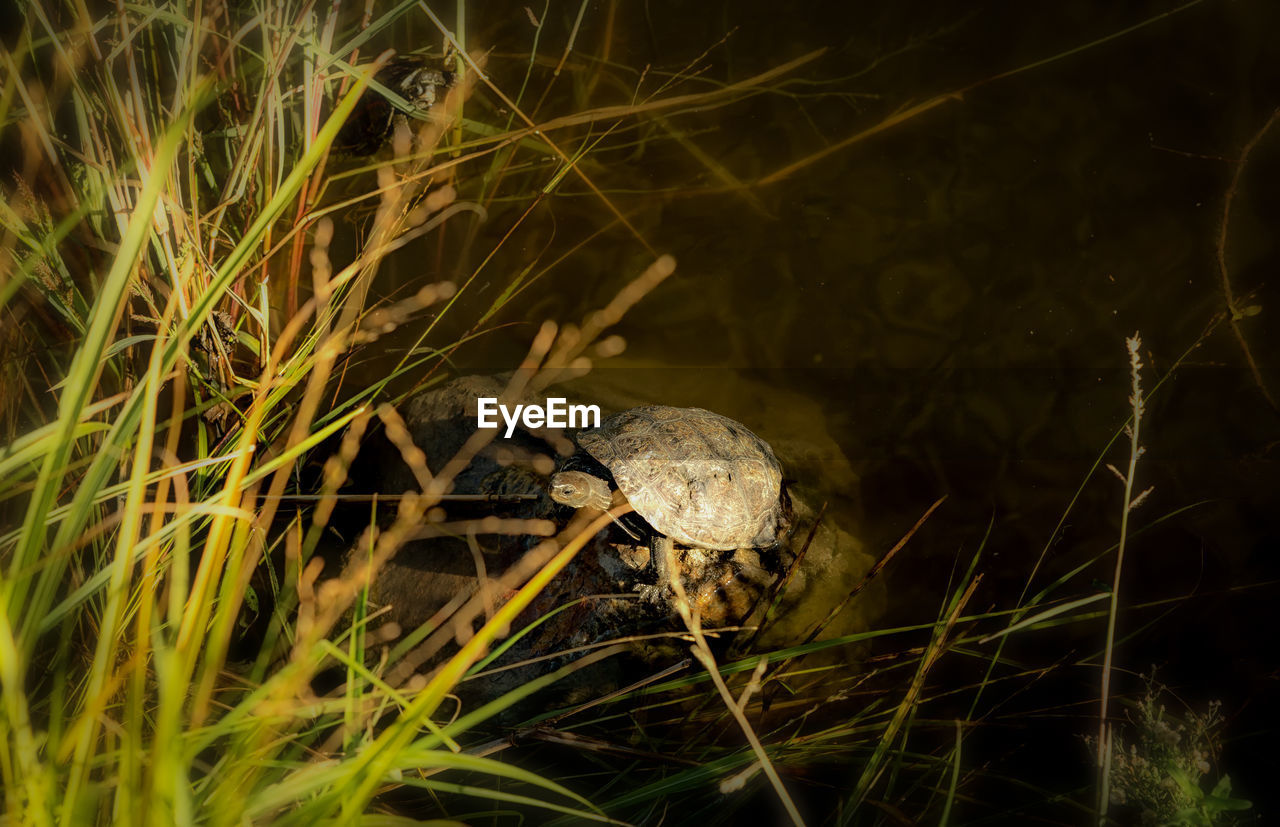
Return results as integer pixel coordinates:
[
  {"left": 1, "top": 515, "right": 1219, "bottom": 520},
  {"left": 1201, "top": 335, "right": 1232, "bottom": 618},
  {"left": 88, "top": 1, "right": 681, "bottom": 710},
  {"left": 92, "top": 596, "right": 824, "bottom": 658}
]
[{"left": 637, "top": 583, "right": 670, "bottom": 605}]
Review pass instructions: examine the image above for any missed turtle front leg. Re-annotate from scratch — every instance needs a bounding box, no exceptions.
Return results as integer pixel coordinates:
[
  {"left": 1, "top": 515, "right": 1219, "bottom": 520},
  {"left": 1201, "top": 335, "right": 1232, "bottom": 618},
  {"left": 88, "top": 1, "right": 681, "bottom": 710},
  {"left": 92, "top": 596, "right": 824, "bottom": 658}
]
[
  {"left": 639, "top": 535, "right": 674, "bottom": 605},
  {"left": 651, "top": 535, "right": 672, "bottom": 588}
]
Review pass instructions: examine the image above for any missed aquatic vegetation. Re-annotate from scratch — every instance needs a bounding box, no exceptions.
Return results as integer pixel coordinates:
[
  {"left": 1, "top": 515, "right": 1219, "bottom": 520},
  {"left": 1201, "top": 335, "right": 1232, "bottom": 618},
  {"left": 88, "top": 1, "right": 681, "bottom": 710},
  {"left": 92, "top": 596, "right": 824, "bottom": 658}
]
[{"left": 1090, "top": 681, "right": 1251, "bottom": 825}]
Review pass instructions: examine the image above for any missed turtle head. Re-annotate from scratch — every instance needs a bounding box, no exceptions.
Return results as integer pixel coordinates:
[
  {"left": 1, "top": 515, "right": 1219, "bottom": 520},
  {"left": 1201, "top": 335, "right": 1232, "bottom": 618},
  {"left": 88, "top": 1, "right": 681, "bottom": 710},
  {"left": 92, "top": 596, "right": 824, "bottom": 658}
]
[{"left": 549, "top": 471, "right": 612, "bottom": 511}]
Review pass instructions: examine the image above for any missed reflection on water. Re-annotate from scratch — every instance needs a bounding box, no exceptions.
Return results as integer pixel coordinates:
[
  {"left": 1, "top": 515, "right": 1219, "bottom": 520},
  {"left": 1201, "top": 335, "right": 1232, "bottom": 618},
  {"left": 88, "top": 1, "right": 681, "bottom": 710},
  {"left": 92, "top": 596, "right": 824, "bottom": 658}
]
[{"left": 349, "top": 0, "right": 1279, "bottom": 815}]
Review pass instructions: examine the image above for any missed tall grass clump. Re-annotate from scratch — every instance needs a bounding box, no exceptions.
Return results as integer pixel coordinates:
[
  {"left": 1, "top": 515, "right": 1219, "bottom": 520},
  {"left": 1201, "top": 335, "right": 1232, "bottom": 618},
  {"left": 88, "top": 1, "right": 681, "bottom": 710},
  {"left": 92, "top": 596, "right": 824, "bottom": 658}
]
[
  {"left": 0, "top": 2, "right": 690, "bottom": 821},
  {"left": 0, "top": 0, "right": 858, "bottom": 820}
]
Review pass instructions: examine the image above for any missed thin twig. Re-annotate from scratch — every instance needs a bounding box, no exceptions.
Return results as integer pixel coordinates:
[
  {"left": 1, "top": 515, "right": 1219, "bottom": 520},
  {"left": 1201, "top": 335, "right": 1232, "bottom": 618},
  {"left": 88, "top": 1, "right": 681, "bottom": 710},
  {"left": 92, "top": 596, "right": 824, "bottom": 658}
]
[
  {"left": 759, "top": 1, "right": 1205, "bottom": 186},
  {"left": 803, "top": 495, "right": 947, "bottom": 647},
  {"left": 1216, "top": 108, "right": 1280, "bottom": 412},
  {"left": 666, "top": 548, "right": 807, "bottom": 826}
]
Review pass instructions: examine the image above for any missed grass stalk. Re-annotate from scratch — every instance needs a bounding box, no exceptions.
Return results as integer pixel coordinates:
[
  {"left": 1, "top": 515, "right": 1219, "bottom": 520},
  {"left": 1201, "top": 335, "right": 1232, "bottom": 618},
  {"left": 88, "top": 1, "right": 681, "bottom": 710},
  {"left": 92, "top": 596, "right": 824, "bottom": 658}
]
[
  {"left": 666, "top": 546, "right": 807, "bottom": 826},
  {"left": 1097, "top": 333, "right": 1149, "bottom": 822}
]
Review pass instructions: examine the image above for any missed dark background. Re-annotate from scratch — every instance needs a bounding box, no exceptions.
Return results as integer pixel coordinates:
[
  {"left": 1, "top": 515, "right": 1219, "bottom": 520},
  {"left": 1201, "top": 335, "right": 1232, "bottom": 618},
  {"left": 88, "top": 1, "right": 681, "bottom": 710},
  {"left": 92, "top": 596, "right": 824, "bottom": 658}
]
[{"left": 383, "top": 0, "right": 1279, "bottom": 817}]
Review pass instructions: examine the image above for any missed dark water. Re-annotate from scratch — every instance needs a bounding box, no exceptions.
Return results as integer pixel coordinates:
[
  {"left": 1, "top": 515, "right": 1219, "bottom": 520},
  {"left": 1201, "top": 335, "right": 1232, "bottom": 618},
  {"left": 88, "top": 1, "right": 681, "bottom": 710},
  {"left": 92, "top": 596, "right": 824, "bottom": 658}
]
[{"left": 354, "top": 0, "right": 1280, "bottom": 819}]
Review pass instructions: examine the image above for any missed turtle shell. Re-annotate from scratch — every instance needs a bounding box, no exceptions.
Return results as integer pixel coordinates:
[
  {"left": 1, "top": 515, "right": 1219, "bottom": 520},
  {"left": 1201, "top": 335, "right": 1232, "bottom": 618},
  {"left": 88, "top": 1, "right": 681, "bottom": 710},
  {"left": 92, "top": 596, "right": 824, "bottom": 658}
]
[
  {"left": 576, "top": 406, "right": 784, "bottom": 551},
  {"left": 333, "top": 56, "right": 455, "bottom": 156}
]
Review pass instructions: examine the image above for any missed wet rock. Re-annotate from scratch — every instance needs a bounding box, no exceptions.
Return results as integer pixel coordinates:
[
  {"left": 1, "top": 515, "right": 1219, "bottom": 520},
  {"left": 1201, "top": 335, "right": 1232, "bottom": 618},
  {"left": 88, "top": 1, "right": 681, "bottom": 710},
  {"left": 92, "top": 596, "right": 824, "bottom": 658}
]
[
  {"left": 559, "top": 359, "right": 882, "bottom": 645},
  {"left": 335, "top": 365, "right": 880, "bottom": 710}
]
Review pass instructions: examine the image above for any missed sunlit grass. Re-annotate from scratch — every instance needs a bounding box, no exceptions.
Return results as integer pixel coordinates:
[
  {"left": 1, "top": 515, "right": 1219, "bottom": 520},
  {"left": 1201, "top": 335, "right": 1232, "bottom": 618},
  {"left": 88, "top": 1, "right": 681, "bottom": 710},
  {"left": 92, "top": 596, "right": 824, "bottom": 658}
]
[{"left": 0, "top": 2, "right": 659, "bottom": 821}]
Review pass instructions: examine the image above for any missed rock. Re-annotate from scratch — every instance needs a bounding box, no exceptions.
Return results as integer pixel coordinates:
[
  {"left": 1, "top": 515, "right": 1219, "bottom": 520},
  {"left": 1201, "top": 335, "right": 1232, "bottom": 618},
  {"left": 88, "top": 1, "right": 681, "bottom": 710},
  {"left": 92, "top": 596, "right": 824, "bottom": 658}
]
[
  {"left": 332, "top": 364, "right": 881, "bottom": 712},
  {"left": 558, "top": 358, "right": 881, "bottom": 645}
]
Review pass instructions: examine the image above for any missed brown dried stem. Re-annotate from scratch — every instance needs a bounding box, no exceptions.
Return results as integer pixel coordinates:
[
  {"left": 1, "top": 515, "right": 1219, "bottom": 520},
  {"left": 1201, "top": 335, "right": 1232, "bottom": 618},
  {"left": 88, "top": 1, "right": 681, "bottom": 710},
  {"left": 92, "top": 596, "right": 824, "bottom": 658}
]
[{"left": 1216, "top": 108, "right": 1279, "bottom": 412}]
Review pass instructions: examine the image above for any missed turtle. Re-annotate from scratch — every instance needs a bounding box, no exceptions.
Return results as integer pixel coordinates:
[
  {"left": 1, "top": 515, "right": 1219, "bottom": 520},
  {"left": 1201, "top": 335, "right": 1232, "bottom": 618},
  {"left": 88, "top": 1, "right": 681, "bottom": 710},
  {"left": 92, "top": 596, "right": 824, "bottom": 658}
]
[
  {"left": 548, "top": 405, "right": 789, "bottom": 595},
  {"left": 333, "top": 55, "right": 455, "bottom": 156}
]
